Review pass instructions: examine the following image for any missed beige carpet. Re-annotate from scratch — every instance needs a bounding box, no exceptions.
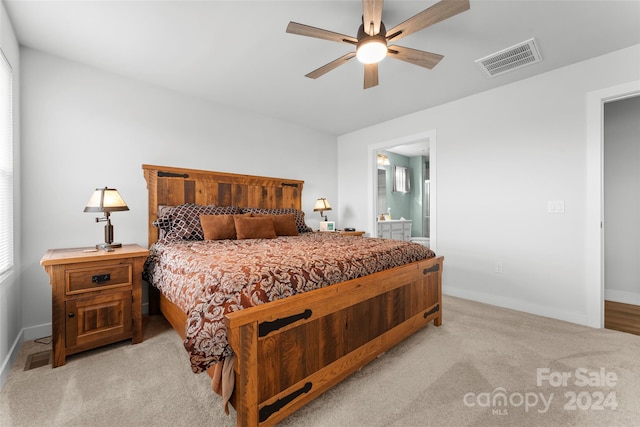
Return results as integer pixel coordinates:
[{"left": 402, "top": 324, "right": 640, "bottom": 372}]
[{"left": 2, "top": 296, "right": 640, "bottom": 426}]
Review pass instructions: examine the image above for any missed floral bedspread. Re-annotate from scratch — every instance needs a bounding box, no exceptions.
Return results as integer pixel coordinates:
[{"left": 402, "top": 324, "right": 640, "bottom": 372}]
[{"left": 144, "top": 233, "right": 435, "bottom": 373}]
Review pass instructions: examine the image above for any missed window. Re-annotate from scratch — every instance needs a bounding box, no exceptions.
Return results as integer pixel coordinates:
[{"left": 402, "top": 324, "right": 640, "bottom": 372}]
[
  {"left": 393, "top": 165, "right": 411, "bottom": 193},
  {"left": 0, "top": 49, "right": 13, "bottom": 276}
]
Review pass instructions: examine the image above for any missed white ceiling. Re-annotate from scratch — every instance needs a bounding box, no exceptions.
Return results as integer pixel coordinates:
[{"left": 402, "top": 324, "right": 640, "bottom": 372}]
[
  {"left": 386, "top": 140, "right": 430, "bottom": 157},
  {"left": 4, "top": 0, "right": 640, "bottom": 136}
]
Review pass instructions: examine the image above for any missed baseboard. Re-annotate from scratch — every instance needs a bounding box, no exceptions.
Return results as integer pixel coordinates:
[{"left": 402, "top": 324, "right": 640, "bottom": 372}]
[
  {"left": 0, "top": 329, "right": 23, "bottom": 391},
  {"left": 443, "top": 286, "right": 589, "bottom": 326},
  {"left": 23, "top": 322, "right": 52, "bottom": 341},
  {"left": 604, "top": 289, "right": 640, "bottom": 305}
]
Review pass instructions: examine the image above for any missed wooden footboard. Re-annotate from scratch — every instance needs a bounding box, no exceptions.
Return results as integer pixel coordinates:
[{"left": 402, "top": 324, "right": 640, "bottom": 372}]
[{"left": 225, "top": 255, "right": 443, "bottom": 426}]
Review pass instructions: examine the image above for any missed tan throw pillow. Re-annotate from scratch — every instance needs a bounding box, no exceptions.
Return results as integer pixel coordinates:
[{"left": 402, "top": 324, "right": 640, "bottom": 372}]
[
  {"left": 200, "top": 214, "right": 237, "bottom": 240},
  {"left": 234, "top": 215, "right": 277, "bottom": 240},
  {"left": 255, "top": 214, "right": 298, "bottom": 236},
  {"left": 240, "top": 207, "right": 313, "bottom": 233}
]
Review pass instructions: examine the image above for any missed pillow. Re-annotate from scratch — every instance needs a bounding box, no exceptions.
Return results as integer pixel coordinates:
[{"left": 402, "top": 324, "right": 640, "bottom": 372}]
[
  {"left": 152, "top": 205, "right": 176, "bottom": 231},
  {"left": 241, "top": 208, "right": 313, "bottom": 234},
  {"left": 156, "top": 204, "right": 242, "bottom": 241},
  {"left": 234, "top": 215, "right": 277, "bottom": 240},
  {"left": 200, "top": 214, "right": 237, "bottom": 240},
  {"left": 253, "top": 213, "right": 298, "bottom": 236}
]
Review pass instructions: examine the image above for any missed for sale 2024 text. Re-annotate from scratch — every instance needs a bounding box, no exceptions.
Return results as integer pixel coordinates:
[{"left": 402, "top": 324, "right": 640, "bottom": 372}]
[{"left": 537, "top": 367, "right": 618, "bottom": 412}]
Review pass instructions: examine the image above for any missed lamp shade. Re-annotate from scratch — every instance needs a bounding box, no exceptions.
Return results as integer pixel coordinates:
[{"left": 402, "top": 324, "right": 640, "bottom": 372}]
[
  {"left": 313, "top": 198, "right": 332, "bottom": 212},
  {"left": 84, "top": 188, "right": 129, "bottom": 213}
]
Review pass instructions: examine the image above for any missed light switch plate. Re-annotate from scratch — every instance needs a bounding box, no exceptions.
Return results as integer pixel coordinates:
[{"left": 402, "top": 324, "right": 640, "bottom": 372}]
[{"left": 547, "top": 200, "right": 565, "bottom": 213}]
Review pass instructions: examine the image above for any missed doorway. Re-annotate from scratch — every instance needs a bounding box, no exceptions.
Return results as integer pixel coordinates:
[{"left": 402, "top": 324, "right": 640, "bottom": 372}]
[
  {"left": 603, "top": 95, "right": 640, "bottom": 335},
  {"left": 586, "top": 81, "right": 640, "bottom": 328},
  {"left": 368, "top": 130, "right": 436, "bottom": 252}
]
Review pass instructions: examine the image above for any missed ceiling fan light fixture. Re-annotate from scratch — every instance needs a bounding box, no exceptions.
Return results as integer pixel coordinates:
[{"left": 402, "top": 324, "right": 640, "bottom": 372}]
[{"left": 356, "top": 37, "right": 387, "bottom": 64}]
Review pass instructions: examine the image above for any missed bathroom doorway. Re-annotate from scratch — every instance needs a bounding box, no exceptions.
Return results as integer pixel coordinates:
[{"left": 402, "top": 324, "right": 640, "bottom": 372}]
[{"left": 370, "top": 131, "right": 436, "bottom": 251}]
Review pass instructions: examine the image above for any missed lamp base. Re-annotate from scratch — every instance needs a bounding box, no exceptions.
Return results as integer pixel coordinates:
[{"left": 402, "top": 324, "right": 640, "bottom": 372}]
[{"left": 96, "top": 242, "right": 122, "bottom": 250}]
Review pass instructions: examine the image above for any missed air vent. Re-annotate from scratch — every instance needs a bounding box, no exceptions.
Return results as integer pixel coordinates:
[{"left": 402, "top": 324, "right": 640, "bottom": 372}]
[{"left": 475, "top": 38, "right": 542, "bottom": 78}]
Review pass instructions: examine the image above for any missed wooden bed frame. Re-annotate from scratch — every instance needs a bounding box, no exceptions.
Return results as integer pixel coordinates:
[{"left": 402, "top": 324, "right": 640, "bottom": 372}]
[{"left": 142, "top": 164, "right": 444, "bottom": 426}]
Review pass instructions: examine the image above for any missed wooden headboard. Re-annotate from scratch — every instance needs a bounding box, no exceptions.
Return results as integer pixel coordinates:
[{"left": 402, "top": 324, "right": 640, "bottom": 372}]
[{"left": 142, "top": 164, "right": 304, "bottom": 247}]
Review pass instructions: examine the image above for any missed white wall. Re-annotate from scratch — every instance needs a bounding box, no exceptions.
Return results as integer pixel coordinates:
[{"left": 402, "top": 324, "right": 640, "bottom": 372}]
[
  {"left": 604, "top": 96, "right": 640, "bottom": 304},
  {"left": 337, "top": 44, "right": 640, "bottom": 326},
  {"left": 19, "top": 48, "right": 338, "bottom": 339},
  {"left": 0, "top": 0, "right": 21, "bottom": 388}
]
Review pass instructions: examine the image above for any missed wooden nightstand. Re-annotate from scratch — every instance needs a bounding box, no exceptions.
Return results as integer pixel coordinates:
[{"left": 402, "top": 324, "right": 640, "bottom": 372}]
[
  {"left": 41, "top": 244, "right": 149, "bottom": 367},
  {"left": 319, "top": 230, "right": 366, "bottom": 237},
  {"left": 337, "top": 230, "right": 365, "bottom": 237}
]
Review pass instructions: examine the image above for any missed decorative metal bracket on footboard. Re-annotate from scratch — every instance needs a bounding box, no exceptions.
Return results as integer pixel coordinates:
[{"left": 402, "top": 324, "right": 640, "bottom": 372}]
[
  {"left": 424, "top": 304, "right": 440, "bottom": 318},
  {"left": 258, "top": 309, "right": 312, "bottom": 337},
  {"left": 423, "top": 264, "right": 440, "bottom": 274},
  {"left": 259, "top": 382, "right": 312, "bottom": 423}
]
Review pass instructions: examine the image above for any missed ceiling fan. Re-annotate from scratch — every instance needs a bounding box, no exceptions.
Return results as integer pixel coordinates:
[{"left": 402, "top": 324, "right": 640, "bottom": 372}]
[{"left": 286, "top": 0, "right": 470, "bottom": 89}]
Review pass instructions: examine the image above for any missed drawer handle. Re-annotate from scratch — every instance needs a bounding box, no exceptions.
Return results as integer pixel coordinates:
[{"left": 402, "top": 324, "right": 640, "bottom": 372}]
[
  {"left": 68, "top": 313, "right": 75, "bottom": 318},
  {"left": 92, "top": 273, "right": 111, "bottom": 284}
]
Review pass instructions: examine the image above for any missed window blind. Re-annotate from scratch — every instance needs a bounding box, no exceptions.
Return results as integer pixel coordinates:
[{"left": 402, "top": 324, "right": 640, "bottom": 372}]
[
  {"left": 0, "top": 49, "right": 13, "bottom": 276},
  {"left": 393, "top": 165, "right": 410, "bottom": 193}
]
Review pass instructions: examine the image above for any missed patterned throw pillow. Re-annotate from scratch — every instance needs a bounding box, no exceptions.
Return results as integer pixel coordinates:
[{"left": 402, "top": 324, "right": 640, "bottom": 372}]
[
  {"left": 152, "top": 205, "right": 175, "bottom": 231},
  {"left": 241, "top": 208, "right": 313, "bottom": 234},
  {"left": 155, "top": 204, "right": 242, "bottom": 241}
]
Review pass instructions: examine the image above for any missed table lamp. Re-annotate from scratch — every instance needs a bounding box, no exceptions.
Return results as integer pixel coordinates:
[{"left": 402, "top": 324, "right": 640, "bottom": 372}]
[
  {"left": 84, "top": 187, "right": 129, "bottom": 249},
  {"left": 313, "top": 198, "right": 332, "bottom": 221}
]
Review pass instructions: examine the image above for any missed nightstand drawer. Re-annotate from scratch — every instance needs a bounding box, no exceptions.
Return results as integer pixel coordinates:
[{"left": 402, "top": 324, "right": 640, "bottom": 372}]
[{"left": 66, "top": 263, "right": 132, "bottom": 295}]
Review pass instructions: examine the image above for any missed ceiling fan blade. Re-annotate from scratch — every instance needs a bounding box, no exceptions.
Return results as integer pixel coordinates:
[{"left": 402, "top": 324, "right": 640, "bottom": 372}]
[
  {"left": 362, "top": 0, "right": 384, "bottom": 36},
  {"left": 387, "top": 45, "right": 444, "bottom": 69},
  {"left": 305, "top": 52, "right": 357, "bottom": 79},
  {"left": 364, "top": 63, "right": 379, "bottom": 89},
  {"left": 287, "top": 22, "right": 357, "bottom": 45},
  {"left": 386, "top": 0, "right": 470, "bottom": 42}
]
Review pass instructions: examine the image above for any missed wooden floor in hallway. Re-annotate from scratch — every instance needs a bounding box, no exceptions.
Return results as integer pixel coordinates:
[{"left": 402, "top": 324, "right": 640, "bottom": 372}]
[{"left": 605, "top": 300, "right": 640, "bottom": 336}]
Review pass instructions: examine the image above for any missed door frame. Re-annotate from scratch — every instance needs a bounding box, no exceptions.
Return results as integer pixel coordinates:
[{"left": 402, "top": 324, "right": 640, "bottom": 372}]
[
  {"left": 368, "top": 129, "right": 437, "bottom": 253},
  {"left": 585, "top": 80, "right": 640, "bottom": 328}
]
